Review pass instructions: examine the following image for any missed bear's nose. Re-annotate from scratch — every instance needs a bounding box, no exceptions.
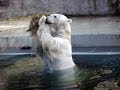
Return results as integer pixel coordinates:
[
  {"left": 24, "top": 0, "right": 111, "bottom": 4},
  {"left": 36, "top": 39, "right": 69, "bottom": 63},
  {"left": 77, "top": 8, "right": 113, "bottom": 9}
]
[{"left": 45, "top": 18, "right": 52, "bottom": 24}]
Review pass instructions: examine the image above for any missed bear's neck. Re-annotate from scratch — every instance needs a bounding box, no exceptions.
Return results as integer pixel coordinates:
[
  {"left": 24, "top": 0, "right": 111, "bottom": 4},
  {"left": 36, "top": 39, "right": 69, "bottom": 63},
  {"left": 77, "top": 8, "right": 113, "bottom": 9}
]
[{"left": 51, "top": 24, "right": 71, "bottom": 40}]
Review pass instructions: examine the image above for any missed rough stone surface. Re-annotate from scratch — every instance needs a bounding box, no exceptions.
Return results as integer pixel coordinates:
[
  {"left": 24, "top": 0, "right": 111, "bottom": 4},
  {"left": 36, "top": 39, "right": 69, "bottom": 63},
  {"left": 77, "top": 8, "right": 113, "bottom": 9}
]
[
  {"left": 0, "top": 0, "right": 120, "bottom": 18},
  {"left": 94, "top": 80, "right": 120, "bottom": 90}
]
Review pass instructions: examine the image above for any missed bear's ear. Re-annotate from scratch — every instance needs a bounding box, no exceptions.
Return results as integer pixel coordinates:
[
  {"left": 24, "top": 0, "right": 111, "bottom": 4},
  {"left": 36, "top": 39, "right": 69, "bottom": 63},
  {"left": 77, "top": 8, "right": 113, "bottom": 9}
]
[{"left": 67, "top": 19, "right": 72, "bottom": 23}]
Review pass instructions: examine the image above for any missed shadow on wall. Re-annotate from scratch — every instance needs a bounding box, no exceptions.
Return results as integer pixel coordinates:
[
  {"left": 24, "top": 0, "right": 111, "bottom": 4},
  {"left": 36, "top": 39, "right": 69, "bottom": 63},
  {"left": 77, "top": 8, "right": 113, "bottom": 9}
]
[
  {"left": 0, "top": 0, "right": 9, "bottom": 7},
  {"left": 110, "top": 0, "right": 120, "bottom": 15}
]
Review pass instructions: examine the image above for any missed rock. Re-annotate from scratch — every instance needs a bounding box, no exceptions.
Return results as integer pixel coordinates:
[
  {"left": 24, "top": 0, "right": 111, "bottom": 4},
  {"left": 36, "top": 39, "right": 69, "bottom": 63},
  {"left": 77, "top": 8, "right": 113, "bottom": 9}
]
[
  {"left": 102, "top": 69, "right": 113, "bottom": 75},
  {"left": 90, "top": 75, "right": 101, "bottom": 80},
  {"left": 94, "top": 80, "right": 120, "bottom": 90}
]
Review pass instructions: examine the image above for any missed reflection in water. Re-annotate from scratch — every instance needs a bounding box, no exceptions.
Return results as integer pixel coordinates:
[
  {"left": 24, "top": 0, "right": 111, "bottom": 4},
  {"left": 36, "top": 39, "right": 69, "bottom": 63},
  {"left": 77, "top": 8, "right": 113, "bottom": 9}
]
[
  {"left": 0, "top": 54, "right": 120, "bottom": 90},
  {"left": 7, "top": 67, "right": 79, "bottom": 90}
]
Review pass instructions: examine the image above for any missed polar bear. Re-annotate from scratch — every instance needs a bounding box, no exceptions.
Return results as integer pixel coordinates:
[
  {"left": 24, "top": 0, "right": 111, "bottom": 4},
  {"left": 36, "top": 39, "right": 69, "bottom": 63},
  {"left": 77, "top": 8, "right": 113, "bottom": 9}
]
[{"left": 37, "top": 14, "right": 75, "bottom": 71}]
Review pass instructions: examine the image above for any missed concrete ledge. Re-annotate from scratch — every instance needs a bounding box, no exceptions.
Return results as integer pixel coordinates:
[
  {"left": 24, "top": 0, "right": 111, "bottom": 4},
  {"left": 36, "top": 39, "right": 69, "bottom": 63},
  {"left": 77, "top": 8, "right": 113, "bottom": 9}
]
[
  {"left": 72, "top": 34, "right": 120, "bottom": 47},
  {"left": 0, "top": 36, "right": 32, "bottom": 48},
  {"left": 0, "top": 34, "right": 120, "bottom": 48}
]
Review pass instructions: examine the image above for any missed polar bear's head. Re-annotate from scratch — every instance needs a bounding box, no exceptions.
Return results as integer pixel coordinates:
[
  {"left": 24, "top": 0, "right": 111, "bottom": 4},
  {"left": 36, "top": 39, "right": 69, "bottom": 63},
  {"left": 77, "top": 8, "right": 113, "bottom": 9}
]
[
  {"left": 45, "top": 14, "right": 72, "bottom": 25},
  {"left": 44, "top": 14, "right": 72, "bottom": 39}
]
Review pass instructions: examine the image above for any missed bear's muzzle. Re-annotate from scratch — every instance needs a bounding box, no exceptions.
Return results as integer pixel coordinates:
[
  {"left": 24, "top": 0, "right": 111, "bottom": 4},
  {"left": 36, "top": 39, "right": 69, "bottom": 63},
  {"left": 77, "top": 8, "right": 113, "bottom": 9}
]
[{"left": 45, "top": 18, "right": 52, "bottom": 24}]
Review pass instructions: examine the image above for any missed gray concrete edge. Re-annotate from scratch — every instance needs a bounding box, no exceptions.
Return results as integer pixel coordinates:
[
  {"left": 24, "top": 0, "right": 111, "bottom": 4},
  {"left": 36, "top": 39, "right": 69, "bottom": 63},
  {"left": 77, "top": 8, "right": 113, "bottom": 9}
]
[{"left": 0, "top": 34, "right": 120, "bottom": 48}]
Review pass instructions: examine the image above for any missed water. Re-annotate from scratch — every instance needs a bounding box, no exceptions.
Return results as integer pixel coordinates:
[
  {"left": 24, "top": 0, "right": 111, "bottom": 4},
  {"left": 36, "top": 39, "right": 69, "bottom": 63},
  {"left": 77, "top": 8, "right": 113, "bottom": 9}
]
[
  {"left": 7, "top": 67, "right": 78, "bottom": 90},
  {"left": 0, "top": 55, "right": 79, "bottom": 90},
  {"left": 0, "top": 53, "right": 120, "bottom": 90}
]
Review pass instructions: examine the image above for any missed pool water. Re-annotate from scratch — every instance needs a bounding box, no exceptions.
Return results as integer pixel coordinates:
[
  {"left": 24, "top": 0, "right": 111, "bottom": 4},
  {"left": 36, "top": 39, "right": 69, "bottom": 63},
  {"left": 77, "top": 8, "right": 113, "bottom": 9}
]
[{"left": 0, "top": 54, "right": 120, "bottom": 90}]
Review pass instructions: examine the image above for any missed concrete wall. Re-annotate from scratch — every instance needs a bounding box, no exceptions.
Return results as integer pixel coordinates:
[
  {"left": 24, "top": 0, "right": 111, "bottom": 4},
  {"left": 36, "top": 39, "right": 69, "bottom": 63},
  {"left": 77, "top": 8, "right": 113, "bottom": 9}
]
[
  {"left": 72, "top": 34, "right": 120, "bottom": 47},
  {"left": 1, "top": 34, "right": 120, "bottom": 48},
  {"left": 0, "top": 0, "right": 120, "bottom": 18}
]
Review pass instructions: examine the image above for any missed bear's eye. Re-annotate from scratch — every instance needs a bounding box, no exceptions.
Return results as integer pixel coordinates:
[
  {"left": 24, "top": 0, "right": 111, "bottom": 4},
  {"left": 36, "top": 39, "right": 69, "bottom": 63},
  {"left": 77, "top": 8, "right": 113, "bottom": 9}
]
[{"left": 54, "top": 16, "right": 57, "bottom": 18}]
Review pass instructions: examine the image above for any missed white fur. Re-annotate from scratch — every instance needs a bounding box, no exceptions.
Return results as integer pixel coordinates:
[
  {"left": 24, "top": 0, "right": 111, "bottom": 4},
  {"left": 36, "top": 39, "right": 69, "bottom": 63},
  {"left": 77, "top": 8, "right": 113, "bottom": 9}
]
[{"left": 37, "top": 14, "right": 75, "bottom": 70}]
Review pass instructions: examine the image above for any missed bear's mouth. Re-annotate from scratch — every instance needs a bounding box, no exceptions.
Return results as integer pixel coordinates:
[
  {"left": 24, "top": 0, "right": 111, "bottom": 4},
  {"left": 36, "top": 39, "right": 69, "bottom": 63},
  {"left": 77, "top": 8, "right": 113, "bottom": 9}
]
[{"left": 45, "top": 18, "right": 52, "bottom": 24}]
